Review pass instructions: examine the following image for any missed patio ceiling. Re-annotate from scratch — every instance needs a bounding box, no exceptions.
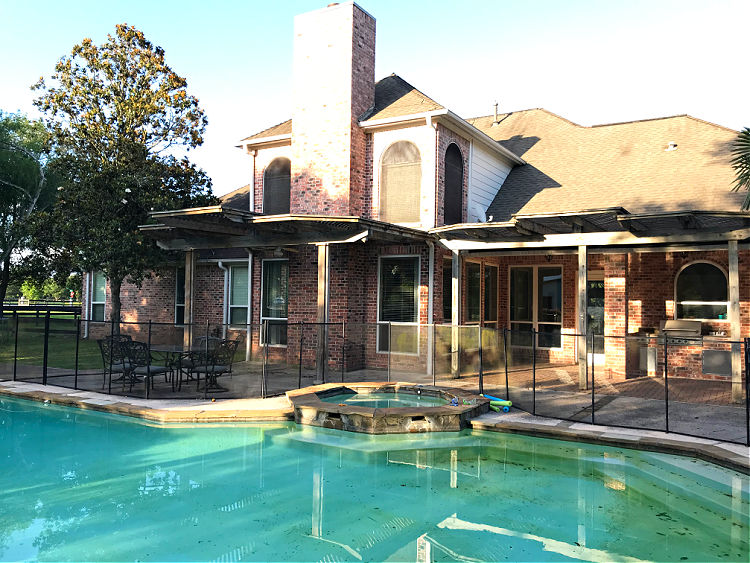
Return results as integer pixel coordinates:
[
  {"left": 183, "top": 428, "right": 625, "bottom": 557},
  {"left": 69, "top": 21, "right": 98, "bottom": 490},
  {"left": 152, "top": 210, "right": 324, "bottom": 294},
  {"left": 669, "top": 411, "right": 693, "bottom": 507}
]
[{"left": 141, "top": 206, "right": 433, "bottom": 250}]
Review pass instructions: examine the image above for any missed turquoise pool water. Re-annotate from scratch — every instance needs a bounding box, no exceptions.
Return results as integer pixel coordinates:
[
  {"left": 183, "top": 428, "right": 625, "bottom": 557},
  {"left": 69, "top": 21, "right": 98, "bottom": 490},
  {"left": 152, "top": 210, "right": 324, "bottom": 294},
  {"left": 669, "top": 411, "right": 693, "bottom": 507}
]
[
  {"left": 320, "top": 392, "right": 447, "bottom": 408},
  {"left": 0, "top": 397, "right": 747, "bottom": 562}
]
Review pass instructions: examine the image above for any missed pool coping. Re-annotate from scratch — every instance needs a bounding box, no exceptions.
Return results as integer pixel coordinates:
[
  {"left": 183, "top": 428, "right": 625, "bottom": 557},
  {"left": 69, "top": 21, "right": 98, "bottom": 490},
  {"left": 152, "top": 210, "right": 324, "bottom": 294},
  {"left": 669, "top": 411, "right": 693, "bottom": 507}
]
[{"left": 1, "top": 378, "right": 747, "bottom": 473}]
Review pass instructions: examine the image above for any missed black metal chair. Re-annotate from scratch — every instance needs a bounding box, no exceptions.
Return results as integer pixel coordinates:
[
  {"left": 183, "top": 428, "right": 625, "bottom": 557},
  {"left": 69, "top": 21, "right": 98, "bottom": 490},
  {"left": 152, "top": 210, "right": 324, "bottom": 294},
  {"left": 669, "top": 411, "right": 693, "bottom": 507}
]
[
  {"left": 191, "top": 338, "right": 240, "bottom": 392},
  {"left": 123, "top": 341, "right": 172, "bottom": 394},
  {"left": 97, "top": 335, "right": 133, "bottom": 389}
]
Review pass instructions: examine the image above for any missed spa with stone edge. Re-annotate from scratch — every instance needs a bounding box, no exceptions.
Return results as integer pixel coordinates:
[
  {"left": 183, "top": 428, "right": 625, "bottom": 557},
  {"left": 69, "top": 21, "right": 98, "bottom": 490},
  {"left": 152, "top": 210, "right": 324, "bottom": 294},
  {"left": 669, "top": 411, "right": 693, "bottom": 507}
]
[{"left": 287, "top": 382, "right": 490, "bottom": 434}]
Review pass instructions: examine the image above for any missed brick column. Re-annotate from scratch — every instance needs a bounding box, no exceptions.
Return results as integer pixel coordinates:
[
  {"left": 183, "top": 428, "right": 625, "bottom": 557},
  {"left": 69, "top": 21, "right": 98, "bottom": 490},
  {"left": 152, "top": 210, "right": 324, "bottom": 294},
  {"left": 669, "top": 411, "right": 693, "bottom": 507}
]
[{"left": 604, "top": 253, "right": 627, "bottom": 379}]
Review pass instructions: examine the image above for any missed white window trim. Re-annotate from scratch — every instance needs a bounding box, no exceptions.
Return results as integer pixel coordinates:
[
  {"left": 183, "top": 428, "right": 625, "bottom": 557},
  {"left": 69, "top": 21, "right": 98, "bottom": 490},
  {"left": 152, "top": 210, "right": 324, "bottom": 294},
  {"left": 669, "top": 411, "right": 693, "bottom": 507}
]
[
  {"left": 260, "top": 258, "right": 288, "bottom": 347},
  {"left": 90, "top": 271, "right": 106, "bottom": 322},
  {"left": 376, "top": 254, "right": 421, "bottom": 355},
  {"left": 673, "top": 260, "right": 729, "bottom": 322},
  {"left": 228, "top": 263, "right": 250, "bottom": 328},
  {"left": 508, "top": 264, "right": 564, "bottom": 350}
]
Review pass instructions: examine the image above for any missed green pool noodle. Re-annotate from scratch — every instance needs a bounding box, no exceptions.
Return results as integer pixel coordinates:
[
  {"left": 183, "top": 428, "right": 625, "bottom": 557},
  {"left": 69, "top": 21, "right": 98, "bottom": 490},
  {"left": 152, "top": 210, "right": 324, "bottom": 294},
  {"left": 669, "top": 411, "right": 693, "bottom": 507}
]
[
  {"left": 490, "top": 399, "right": 512, "bottom": 407},
  {"left": 489, "top": 405, "right": 501, "bottom": 412}
]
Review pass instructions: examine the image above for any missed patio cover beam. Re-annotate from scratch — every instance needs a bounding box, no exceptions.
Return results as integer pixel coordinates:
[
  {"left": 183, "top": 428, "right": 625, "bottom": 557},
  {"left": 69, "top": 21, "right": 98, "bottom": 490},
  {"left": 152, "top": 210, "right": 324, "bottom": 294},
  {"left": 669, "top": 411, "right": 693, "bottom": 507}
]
[
  {"left": 728, "top": 240, "right": 742, "bottom": 403},
  {"left": 578, "top": 246, "right": 588, "bottom": 390}
]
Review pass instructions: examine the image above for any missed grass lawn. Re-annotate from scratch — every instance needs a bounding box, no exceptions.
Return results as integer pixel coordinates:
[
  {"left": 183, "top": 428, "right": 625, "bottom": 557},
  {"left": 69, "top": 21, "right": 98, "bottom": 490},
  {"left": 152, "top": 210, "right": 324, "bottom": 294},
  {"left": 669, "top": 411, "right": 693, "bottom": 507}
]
[{"left": 0, "top": 317, "right": 101, "bottom": 370}]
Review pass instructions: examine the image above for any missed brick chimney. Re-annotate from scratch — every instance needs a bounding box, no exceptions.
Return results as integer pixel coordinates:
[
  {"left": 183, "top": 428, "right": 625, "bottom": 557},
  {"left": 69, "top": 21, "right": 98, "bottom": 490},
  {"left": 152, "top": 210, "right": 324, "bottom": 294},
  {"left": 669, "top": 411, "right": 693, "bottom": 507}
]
[{"left": 290, "top": 2, "right": 376, "bottom": 216}]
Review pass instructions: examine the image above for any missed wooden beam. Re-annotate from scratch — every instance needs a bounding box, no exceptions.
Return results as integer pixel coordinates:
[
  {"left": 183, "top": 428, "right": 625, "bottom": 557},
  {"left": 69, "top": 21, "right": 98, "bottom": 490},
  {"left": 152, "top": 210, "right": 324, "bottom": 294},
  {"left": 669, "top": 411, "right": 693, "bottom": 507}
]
[
  {"left": 677, "top": 214, "right": 701, "bottom": 230},
  {"left": 315, "top": 244, "right": 330, "bottom": 384},
  {"left": 578, "top": 245, "right": 588, "bottom": 390},
  {"left": 440, "top": 227, "right": 750, "bottom": 252},
  {"left": 451, "top": 250, "right": 461, "bottom": 378},
  {"left": 183, "top": 250, "right": 196, "bottom": 348},
  {"left": 515, "top": 218, "right": 559, "bottom": 235},
  {"left": 728, "top": 240, "right": 742, "bottom": 403},
  {"left": 560, "top": 215, "right": 601, "bottom": 233}
]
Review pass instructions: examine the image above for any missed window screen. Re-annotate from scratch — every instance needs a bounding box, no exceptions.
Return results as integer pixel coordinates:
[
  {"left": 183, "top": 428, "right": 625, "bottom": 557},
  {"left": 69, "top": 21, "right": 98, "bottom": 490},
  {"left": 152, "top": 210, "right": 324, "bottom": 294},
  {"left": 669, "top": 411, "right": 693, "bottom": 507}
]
[
  {"left": 676, "top": 262, "right": 728, "bottom": 319},
  {"left": 229, "top": 265, "right": 249, "bottom": 326},
  {"left": 91, "top": 271, "right": 106, "bottom": 321},
  {"left": 263, "top": 158, "right": 291, "bottom": 215},
  {"left": 261, "top": 260, "right": 289, "bottom": 345},
  {"left": 380, "top": 142, "right": 421, "bottom": 223},
  {"left": 467, "top": 263, "right": 481, "bottom": 322},
  {"left": 444, "top": 144, "right": 463, "bottom": 225}
]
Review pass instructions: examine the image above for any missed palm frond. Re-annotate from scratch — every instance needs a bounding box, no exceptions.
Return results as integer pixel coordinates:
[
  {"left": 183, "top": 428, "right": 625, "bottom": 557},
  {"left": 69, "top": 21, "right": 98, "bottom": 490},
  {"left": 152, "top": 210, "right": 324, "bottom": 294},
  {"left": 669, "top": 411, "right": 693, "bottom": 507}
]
[{"left": 731, "top": 127, "right": 750, "bottom": 209}]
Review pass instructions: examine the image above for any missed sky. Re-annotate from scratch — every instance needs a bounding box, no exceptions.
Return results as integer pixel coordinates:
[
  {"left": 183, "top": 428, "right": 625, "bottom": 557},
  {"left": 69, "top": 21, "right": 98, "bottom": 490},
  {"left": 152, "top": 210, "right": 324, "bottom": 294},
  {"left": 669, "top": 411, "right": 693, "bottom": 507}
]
[{"left": 1, "top": 0, "right": 748, "bottom": 197}]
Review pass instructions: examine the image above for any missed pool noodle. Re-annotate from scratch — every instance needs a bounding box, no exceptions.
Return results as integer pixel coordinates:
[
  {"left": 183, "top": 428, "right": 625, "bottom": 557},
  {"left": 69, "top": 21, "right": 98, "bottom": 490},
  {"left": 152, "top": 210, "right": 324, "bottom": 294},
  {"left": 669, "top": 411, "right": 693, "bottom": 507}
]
[{"left": 490, "top": 400, "right": 512, "bottom": 407}]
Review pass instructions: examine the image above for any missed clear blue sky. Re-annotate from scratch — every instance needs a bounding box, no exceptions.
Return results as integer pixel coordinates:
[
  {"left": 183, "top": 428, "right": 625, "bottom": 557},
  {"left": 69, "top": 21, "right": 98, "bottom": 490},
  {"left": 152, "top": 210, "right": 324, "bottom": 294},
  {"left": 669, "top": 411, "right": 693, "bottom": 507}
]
[{"left": 2, "top": 0, "right": 748, "bottom": 196}]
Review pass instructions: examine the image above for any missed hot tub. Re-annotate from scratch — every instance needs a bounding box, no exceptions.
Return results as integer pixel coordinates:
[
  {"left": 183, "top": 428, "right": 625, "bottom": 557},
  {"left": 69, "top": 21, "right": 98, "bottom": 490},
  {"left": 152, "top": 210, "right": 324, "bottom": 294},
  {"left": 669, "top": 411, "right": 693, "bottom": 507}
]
[{"left": 287, "top": 382, "right": 489, "bottom": 434}]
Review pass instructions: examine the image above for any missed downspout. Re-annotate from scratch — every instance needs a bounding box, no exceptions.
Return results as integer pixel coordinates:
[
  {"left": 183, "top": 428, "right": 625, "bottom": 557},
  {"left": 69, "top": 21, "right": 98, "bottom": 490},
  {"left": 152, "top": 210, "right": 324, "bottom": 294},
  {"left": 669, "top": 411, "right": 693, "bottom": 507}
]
[
  {"left": 246, "top": 251, "right": 253, "bottom": 361},
  {"left": 427, "top": 240, "right": 435, "bottom": 377},
  {"left": 249, "top": 149, "right": 257, "bottom": 212},
  {"left": 218, "top": 261, "right": 229, "bottom": 338}
]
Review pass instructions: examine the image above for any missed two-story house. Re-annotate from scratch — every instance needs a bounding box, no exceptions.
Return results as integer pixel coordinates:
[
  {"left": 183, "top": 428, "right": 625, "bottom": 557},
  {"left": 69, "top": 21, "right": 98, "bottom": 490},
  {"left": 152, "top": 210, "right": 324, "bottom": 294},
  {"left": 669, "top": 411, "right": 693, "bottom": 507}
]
[{"left": 83, "top": 2, "right": 748, "bottom": 399}]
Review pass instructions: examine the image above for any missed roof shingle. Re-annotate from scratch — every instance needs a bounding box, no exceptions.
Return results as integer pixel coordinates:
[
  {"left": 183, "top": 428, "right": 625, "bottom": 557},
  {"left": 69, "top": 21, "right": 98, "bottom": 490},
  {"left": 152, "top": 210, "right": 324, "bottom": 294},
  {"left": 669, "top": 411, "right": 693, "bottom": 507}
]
[{"left": 467, "top": 110, "right": 742, "bottom": 221}]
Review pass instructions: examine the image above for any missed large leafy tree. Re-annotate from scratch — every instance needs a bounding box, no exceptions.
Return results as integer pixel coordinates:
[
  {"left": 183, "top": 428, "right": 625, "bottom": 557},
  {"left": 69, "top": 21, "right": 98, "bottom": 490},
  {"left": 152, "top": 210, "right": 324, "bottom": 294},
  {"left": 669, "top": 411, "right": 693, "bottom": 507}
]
[
  {"left": 33, "top": 25, "right": 216, "bottom": 323},
  {"left": 0, "top": 113, "right": 59, "bottom": 308},
  {"left": 732, "top": 127, "right": 750, "bottom": 209}
]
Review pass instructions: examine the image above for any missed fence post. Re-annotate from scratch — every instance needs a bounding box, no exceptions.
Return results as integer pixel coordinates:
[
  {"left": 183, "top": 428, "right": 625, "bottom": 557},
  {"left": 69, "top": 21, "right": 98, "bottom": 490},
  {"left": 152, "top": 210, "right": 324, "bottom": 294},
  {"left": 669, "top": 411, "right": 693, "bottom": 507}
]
[
  {"left": 503, "top": 327, "right": 508, "bottom": 400},
  {"left": 431, "top": 324, "right": 436, "bottom": 386},
  {"left": 745, "top": 337, "right": 749, "bottom": 447},
  {"left": 146, "top": 320, "right": 152, "bottom": 399},
  {"left": 262, "top": 320, "right": 269, "bottom": 398},
  {"left": 42, "top": 311, "right": 50, "bottom": 386},
  {"left": 341, "top": 321, "right": 345, "bottom": 383},
  {"left": 590, "top": 331, "right": 595, "bottom": 425},
  {"left": 203, "top": 320, "right": 209, "bottom": 399},
  {"left": 74, "top": 317, "right": 81, "bottom": 390},
  {"left": 478, "top": 324, "right": 484, "bottom": 396},
  {"left": 532, "top": 328, "right": 537, "bottom": 416},
  {"left": 664, "top": 335, "right": 670, "bottom": 433},
  {"left": 108, "top": 319, "right": 114, "bottom": 394},
  {"left": 12, "top": 314, "right": 19, "bottom": 381},
  {"left": 298, "top": 322, "right": 304, "bottom": 389},
  {"left": 387, "top": 322, "right": 392, "bottom": 383}
]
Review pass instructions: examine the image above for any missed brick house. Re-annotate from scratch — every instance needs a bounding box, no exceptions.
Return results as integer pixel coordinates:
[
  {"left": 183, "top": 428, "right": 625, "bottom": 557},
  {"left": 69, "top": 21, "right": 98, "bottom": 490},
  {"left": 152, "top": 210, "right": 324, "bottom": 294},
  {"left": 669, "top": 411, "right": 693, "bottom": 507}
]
[{"left": 83, "top": 2, "right": 747, "bottom": 399}]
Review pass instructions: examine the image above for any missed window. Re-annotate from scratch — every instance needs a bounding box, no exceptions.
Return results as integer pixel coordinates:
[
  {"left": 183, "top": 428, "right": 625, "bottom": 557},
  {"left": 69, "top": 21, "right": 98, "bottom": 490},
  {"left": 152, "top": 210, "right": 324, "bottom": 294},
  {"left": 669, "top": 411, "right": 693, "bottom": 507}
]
[
  {"left": 442, "top": 259, "right": 452, "bottom": 322},
  {"left": 263, "top": 158, "right": 291, "bottom": 215},
  {"left": 444, "top": 144, "right": 463, "bottom": 225},
  {"left": 261, "top": 260, "right": 288, "bottom": 345},
  {"left": 91, "top": 271, "right": 106, "bottom": 321},
  {"left": 484, "top": 265, "right": 498, "bottom": 328},
  {"left": 510, "top": 266, "right": 562, "bottom": 348},
  {"left": 467, "top": 262, "right": 481, "bottom": 323},
  {"left": 378, "top": 256, "right": 419, "bottom": 353},
  {"left": 379, "top": 141, "right": 421, "bottom": 223},
  {"left": 175, "top": 268, "right": 185, "bottom": 325},
  {"left": 676, "top": 262, "right": 728, "bottom": 320},
  {"left": 229, "top": 265, "right": 249, "bottom": 326}
]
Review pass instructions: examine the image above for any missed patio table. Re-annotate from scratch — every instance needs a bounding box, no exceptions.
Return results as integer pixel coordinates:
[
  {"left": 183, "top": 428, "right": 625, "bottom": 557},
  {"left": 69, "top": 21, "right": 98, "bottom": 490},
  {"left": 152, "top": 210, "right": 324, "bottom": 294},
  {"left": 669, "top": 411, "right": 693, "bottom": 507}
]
[{"left": 150, "top": 344, "right": 216, "bottom": 391}]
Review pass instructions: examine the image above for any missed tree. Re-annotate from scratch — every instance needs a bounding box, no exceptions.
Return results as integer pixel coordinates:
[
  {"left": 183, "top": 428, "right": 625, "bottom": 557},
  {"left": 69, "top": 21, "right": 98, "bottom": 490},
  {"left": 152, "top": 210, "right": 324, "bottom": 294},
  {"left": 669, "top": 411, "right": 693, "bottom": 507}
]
[
  {"left": 33, "top": 25, "right": 216, "bottom": 323},
  {"left": 0, "top": 112, "right": 59, "bottom": 307},
  {"left": 732, "top": 127, "right": 750, "bottom": 209}
]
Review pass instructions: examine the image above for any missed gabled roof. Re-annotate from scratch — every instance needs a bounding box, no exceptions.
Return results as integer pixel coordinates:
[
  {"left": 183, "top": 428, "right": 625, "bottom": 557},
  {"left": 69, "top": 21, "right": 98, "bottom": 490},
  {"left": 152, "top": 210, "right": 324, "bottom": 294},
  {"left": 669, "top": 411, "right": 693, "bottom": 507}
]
[
  {"left": 240, "top": 119, "right": 292, "bottom": 142},
  {"left": 467, "top": 109, "right": 742, "bottom": 221},
  {"left": 219, "top": 184, "right": 250, "bottom": 211},
  {"left": 360, "top": 74, "right": 444, "bottom": 122},
  {"left": 240, "top": 75, "right": 444, "bottom": 142}
]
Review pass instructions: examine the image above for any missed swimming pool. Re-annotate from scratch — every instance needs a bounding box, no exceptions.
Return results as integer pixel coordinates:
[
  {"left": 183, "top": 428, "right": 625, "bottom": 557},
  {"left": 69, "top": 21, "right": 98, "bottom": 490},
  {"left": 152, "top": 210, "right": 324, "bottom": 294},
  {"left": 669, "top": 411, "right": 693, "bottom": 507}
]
[
  {"left": 320, "top": 392, "right": 448, "bottom": 408},
  {"left": 0, "top": 397, "right": 747, "bottom": 562}
]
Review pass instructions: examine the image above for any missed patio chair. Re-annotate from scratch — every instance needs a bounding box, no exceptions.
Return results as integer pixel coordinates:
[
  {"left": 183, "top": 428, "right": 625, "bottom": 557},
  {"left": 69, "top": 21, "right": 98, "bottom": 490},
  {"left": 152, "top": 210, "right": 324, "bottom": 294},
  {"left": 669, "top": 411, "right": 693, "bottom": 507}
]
[
  {"left": 191, "top": 338, "right": 240, "bottom": 392},
  {"left": 123, "top": 340, "right": 172, "bottom": 394},
  {"left": 97, "top": 336, "right": 133, "bottom": 389}
]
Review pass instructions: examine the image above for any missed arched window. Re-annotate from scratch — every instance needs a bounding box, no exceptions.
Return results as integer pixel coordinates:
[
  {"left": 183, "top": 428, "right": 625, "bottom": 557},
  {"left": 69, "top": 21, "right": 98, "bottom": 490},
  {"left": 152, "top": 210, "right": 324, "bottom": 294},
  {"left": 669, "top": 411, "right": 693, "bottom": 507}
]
[
  {"left": 263, "top": 158, "right": 291, "bottom": 214},
  {"left": 444, "top": 143, "right": 463, "bottom": 225},
  {"left": 380, "top": 141, "right": 421, "bottom": 223},
  {"left": 675, "top": 262, "right": 728, "bottom": 320}
]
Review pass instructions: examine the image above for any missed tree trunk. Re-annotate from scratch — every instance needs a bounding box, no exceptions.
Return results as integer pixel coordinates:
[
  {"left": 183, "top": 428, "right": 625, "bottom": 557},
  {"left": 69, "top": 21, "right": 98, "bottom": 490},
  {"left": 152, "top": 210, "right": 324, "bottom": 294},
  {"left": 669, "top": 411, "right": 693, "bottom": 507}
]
[
  {"left": 110, "top": 276, "right": 122, "bottom": 333},
  {"left": 0, "top": 253, "right": 10, "bottom": 318}
]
